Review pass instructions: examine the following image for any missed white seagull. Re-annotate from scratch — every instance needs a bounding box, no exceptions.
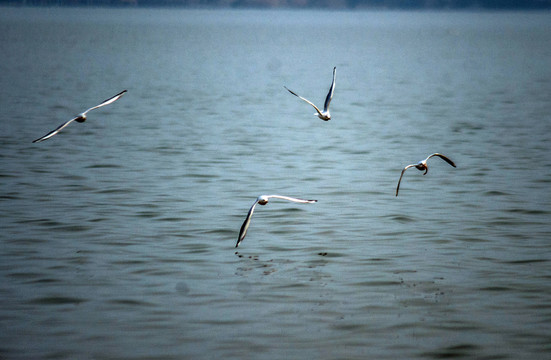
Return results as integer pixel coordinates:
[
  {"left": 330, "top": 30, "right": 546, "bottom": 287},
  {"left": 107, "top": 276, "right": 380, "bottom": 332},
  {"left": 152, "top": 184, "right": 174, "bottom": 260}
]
[
  {"left": 284, "top": 67, "right": 336, "bottom": 121},
  {"left": 33, "top": 90, "right": 127, "bottom": 143},
  {"left": 236, "top": 195, "right": 318, "bottom": 248},
  {"left": 396, "top": 153, "right": 456, "bottom": 196}
]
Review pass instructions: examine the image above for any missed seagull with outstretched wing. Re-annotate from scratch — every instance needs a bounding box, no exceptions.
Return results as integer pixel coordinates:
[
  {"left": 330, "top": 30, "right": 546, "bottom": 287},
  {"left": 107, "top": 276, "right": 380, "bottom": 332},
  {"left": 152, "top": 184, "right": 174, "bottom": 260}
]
[
  {"left": 33, "top": 90, "right": 127, "bottom": 143},
  {"left": 396, "top": 153, "right": 456, "bottom": 196},
  {"left": 285, "top": 67, "right": 336, "bottom": 121},
  {"left": 236, "top": 195, "right": 317, "bottom": 248}
]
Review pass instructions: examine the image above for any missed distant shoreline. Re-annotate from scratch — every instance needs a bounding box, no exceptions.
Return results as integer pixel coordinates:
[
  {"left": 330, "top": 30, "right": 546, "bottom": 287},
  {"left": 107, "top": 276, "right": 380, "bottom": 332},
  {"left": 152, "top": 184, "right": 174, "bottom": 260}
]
[{"left": 1, "top": 0, "right": 550, "bottom": 10}]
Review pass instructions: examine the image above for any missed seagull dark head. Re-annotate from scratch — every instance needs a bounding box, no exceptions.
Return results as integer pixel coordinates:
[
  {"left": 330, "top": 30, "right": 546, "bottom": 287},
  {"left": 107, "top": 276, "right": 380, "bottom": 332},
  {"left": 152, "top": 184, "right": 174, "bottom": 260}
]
[
  {"left": 257, "top": 196, "right": 269, "bottom": 205},
  {"left": 75, "top": 114, "right": 86, "bottom": 123},
  {"left": 415, "top": 161, "right": 429, "bottom": 175}
]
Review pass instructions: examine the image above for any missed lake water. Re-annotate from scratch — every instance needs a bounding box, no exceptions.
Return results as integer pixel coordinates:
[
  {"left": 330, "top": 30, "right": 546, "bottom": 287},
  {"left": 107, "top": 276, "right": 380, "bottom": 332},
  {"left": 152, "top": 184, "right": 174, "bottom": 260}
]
[{"left": 1, "top": 7, "right": 550, "bottom": 359}]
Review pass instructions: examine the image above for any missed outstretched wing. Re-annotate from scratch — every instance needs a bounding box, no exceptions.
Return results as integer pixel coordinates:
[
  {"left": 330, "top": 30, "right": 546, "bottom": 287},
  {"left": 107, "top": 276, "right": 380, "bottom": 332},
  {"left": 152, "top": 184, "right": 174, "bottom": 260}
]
[
  {"left": 323, "top": 67, "right": 336, "bottom": 112},
  {"left": 284, "top": 86, "right": 324, "bottom": 118},
  {"left": 32, "top": 116, "right": 80, "bottom": 143},
  {"left": 266, "top": 195, "right": 318, "bottom": 204},
  {"left": 82, "top": 89, "right": 127, "bottom": 115},
  {"left": 428, "top": 153, "right": 456, "bottom": 168},
  {"left": 236, "top": 200, "right": 260, "bottom": 248},
  {"left": 396, "top": 165, "right": 415, "bottom": 196}
]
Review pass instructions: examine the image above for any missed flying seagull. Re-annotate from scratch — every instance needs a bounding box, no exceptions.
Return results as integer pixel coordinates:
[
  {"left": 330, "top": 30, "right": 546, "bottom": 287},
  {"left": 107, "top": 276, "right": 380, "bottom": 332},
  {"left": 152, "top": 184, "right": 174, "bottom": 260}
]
[
  {"left": 32, "top": 90, "right": 127, "bottom": 143},
  {"left": 396, "top": 153, "right": 456, "bottom": 196},
  {"left": 236, "top": 195, "right": 317, "bottom": 248},
  {"left": 284, "top": 67, "right": 336, "bottom": 121}
]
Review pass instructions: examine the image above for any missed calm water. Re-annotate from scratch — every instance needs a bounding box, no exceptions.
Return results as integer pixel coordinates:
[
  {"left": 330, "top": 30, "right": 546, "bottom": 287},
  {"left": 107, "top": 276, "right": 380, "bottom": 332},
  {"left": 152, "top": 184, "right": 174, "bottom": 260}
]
[{"left": 1, "top": 7, "right": 550, "bottom": 359}]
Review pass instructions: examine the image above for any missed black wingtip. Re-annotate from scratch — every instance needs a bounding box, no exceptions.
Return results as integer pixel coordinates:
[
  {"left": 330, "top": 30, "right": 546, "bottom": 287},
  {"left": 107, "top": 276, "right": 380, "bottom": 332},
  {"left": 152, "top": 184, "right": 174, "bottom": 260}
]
[
  {"left": 235, "top": 233, "right": 243, "bottom": 248},
  {"left": 284, "top": 86, "right": 298, "bottom": 97},
  {"left": 442, "top": 157, "right": 456, "bottom": 168}
]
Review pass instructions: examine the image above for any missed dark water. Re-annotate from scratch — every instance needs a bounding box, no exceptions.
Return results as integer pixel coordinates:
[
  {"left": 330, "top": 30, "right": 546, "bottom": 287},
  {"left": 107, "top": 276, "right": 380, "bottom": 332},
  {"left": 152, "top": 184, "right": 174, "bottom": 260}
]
[{"left": 1, "top": 7, "right": 550, "bottom": 359}]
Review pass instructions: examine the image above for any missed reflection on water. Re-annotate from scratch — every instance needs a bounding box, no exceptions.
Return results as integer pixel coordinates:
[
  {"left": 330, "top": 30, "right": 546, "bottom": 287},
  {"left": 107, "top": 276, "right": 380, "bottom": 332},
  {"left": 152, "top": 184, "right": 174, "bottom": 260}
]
[{"left": 1, "top": 7, "right": 551, "bottom": 360}]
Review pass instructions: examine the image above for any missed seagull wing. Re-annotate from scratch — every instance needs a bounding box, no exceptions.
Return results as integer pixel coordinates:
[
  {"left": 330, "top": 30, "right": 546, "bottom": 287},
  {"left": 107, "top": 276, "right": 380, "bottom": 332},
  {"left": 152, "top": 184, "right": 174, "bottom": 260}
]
[
  {"left": 323, "top": 67, "right": 336, "bottom": 112},
  {"left": 32, "top": 116, "right": 80, "bottom": 143},
  {"left": 265, "top": 195, "right": 318, "bottom": 204},
  {"left": 396, "top": 165, "right": 416, "bottom": 196},
  {"left": 82, "top": 90, "right": 127, "bottom": 115},
  {"left": 284, "top": 86, "right": 324, "bottom": 118},
  {"left": 428, "top": 153, "right": 456, "bottom": 168},
  {"left": 236, "top": 199, "right": 260, "bottom": 248}
]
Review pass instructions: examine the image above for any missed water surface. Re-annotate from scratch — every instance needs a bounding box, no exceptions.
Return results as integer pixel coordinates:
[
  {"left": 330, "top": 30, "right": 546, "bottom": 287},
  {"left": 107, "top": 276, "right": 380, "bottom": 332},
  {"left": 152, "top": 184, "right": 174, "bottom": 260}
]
[{"left": 1, "top": 7, "right": 550, "bottom": 359}]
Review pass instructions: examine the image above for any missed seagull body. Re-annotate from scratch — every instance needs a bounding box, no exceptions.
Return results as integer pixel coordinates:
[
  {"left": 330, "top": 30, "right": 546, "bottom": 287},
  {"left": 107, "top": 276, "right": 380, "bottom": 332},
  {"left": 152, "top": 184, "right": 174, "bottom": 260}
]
[
  {"left": 235, "top": 195, "right": 317, "bottom": 248},
  {"left": 33, "top": 90, "right": 127, "bottom": 143},
  {"left": 396, "top": 153, "right": 456, "bottom": 196},
  {"left": 285, "top": 67, "right": 336, "bottom": 121}
]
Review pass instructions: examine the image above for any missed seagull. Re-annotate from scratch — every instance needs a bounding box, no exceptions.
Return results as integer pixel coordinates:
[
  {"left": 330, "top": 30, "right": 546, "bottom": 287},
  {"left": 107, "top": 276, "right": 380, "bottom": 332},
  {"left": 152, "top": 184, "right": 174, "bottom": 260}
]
[
  {"left": 32, "top": 90, "right": 127, "bottom": 143},
  {"left": 236, "top": 195, "right": 318, "bottom": 248},
  {"left": 396, "top": 153, "right": 456, "bottom": 196},
  {"left": 284, "top": 67, "right": 336, "bottom": 121}
]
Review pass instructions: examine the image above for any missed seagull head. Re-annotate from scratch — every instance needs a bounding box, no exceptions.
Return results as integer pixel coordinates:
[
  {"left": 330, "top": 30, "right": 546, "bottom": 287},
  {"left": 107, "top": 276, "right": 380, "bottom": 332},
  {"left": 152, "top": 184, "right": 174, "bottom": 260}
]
[
  {"left": 75, "top": 113, "right": 87, "bottom": 123},
  {"left": 415, "top": 161, "right": 428, "bottom": 175},
  {"left": 317, "top": 112, "right": 331, "bottom": 121},
  {"left": 257, "top": 195, "right": 270, "bottom": 205}
]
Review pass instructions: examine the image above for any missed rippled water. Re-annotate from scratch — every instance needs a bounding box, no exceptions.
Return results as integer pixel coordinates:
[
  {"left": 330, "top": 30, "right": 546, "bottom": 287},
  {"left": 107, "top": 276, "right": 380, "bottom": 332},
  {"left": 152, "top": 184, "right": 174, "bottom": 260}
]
[{"left": 1, "top": 7, "right": 550, "bottom": 359}]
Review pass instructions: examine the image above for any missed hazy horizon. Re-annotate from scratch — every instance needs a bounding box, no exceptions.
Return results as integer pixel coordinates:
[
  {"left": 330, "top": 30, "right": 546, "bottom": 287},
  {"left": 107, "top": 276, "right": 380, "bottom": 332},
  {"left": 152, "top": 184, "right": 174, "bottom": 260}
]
[{"left": 2, "top": 0, "right": 551, "bottom": 9}]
